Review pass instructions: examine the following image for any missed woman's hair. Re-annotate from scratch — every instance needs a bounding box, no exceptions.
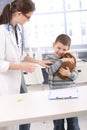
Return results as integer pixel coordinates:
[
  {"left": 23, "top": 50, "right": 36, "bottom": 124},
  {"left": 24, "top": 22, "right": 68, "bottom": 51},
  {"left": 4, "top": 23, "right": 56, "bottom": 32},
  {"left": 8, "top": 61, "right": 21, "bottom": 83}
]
[
  {"left": 0, "top": 0, "right": 35, "bottom": 24},
  {"left": 55, "top": 34, "right": 71, "bottom": 47}
]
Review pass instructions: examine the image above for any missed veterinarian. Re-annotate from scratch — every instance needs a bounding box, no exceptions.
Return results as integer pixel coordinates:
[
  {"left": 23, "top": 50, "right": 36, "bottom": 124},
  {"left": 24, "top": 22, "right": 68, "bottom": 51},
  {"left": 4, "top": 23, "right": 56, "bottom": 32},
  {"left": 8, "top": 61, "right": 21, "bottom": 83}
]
[{"left": 0, "top": 0, "right": 52, "bottom": 130}]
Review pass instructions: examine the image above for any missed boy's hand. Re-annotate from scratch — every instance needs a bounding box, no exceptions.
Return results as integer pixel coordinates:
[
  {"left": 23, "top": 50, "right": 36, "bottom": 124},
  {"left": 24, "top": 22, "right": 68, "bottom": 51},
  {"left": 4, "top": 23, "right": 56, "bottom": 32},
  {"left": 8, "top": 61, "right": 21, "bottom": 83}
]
[
  {"left": 61, "top": 57, "right": 74, "bottom": 64},
  {"left": 59, "top": 67, "right": 71, "bottom": 77}
]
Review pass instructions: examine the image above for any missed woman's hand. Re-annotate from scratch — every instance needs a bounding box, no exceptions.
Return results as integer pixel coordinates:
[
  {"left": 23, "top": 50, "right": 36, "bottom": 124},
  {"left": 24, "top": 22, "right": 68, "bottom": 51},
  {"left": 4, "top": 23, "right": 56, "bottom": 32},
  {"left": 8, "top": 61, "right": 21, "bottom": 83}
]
[
  {"left": 38, "top": 60, "right": 54, "bottom": 68},
  {"left": 24, "top": 56, "right": 53, "bottom": 68},
  {"left": 22, "top": 63, "right": 36, "bottom": 72}
]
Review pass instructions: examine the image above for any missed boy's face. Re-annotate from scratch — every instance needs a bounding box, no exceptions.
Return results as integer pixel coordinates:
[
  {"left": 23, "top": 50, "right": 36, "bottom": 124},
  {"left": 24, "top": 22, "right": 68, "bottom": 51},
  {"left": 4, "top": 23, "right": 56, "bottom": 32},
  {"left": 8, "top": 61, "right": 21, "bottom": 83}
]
[{"left": 53, "top": 42, "right": 70, "bottom": 58}]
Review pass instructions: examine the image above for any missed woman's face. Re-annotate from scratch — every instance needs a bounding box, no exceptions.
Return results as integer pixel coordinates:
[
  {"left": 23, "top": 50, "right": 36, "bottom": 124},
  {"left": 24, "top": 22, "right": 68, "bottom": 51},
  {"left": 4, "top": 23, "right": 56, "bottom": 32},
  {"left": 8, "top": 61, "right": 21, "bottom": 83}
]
[{"left": 16, "top": 11, "right": 34, "bottom": 25}]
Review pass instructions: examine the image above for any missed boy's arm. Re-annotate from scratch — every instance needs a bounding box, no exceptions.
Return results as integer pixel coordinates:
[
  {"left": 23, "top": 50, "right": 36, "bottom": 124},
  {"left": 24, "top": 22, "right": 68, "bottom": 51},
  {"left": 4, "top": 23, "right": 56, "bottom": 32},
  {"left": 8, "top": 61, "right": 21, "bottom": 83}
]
[
  {"left": 69, "top": 69, "right": 78, "bottom": 81},
  {"left": 48, "top": 61, "right": 62, "bottom": 74},
  {"left": 45, "top": 56, "right": 63, "bottom": 75}
]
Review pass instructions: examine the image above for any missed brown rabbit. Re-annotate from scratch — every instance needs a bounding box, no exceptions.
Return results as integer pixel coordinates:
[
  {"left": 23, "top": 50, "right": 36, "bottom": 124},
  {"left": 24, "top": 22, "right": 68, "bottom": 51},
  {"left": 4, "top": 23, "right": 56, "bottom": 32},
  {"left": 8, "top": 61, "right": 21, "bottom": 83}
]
[{"left": 55, "top": 52, "right": 76, "bottom": 80}]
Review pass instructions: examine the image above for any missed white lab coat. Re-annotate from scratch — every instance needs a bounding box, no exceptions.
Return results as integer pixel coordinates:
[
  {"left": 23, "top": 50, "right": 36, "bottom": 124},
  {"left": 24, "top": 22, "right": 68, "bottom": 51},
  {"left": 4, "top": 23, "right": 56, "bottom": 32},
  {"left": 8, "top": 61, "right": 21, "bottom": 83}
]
[{"left": 0, "top": 24, "right": 23, "bottom": 130}]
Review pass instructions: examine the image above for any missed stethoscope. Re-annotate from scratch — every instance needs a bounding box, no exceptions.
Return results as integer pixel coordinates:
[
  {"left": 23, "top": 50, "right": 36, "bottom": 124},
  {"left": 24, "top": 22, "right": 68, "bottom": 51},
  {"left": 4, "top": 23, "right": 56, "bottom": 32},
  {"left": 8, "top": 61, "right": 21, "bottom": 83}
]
[{"left": 6, "top": 23, "right": 24, "bottom": 55}]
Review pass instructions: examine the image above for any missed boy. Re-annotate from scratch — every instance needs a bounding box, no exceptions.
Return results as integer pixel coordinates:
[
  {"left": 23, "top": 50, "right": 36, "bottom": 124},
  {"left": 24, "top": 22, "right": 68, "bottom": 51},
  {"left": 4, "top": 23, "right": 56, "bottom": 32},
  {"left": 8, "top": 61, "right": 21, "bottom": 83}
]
[{"left": 46, "top": 34, "right": 80, "bottom": 130}]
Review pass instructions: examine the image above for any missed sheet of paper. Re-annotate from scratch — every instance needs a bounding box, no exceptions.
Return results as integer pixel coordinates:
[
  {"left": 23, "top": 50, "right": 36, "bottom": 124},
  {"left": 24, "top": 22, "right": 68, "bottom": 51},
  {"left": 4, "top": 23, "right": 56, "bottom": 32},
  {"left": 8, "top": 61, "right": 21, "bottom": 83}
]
[{"left": 48, "top": 87, "right": 79, "bottom": 100}]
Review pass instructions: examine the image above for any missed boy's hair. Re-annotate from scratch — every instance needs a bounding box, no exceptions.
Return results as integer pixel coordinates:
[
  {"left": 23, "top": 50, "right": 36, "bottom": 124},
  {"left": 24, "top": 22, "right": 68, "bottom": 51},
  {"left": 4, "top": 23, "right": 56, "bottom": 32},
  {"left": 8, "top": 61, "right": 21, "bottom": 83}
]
[{"left": 55, "top": 34, "right": 71, "bottom": 47}]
